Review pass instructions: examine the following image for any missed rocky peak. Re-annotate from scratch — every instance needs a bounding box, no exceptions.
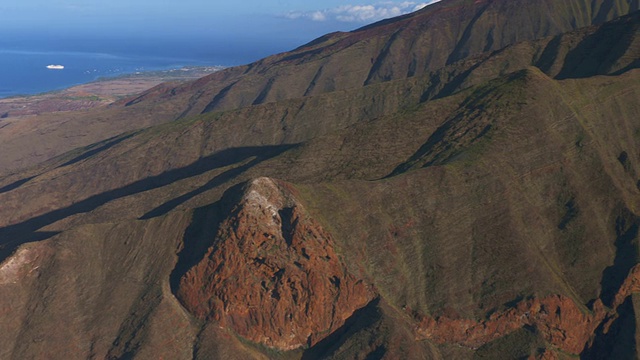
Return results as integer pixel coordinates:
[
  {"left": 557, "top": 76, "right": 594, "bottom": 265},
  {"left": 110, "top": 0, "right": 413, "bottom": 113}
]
[{"left": 176, "top": 177, "right": 375, "bottom": 350}]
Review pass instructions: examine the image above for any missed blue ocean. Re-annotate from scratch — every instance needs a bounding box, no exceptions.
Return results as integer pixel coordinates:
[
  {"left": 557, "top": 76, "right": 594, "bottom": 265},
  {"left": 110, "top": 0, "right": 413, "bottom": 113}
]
[{"left": 0, "top": 34, "right": 294, "bottom": 98}]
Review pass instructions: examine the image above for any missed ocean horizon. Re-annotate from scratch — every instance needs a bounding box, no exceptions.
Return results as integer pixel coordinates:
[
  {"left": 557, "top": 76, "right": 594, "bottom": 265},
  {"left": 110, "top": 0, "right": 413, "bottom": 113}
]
[{"left": 0, "top": 34, "right": 297, "bottom": 98}]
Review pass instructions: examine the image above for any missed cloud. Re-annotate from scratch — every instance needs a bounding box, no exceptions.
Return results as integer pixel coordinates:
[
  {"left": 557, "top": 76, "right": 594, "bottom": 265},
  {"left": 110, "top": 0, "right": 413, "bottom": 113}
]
[
  {"left": 311, "top": 11, "right": 327, "bottom": 21},
  {"left": 284, "top": 1, "right": 439, "bottom": 23}
]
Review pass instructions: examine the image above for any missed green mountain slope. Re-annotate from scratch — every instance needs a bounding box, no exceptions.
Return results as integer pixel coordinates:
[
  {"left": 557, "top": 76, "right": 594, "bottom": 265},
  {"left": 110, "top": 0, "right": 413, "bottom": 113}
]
[
  {"left": 118, "top": 0, "right": 638, "bottom": 116},
  {"left": 1, "top": 0, "right": 637, "bottom": 173}
]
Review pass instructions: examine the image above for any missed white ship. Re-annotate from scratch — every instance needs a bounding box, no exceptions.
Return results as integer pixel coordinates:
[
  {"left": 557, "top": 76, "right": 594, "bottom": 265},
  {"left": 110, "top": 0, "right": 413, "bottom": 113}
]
[{"left": 46, "top": 65, "right": 65, "bottom": 70}]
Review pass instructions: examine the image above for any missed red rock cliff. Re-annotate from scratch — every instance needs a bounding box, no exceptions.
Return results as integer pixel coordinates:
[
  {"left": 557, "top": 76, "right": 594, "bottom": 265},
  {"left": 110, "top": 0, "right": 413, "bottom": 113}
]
[
  {"left": 176, "top": 177, "right": 375, "bottom": 350},
  {"left": 415, "top": 264, "right": 640, "bottom": 355}
]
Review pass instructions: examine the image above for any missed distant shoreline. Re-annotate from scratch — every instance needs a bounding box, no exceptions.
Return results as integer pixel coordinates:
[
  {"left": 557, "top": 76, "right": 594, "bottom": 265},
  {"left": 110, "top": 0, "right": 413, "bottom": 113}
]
[
  {"left": 1, "top": 65, "right": 225, "bottom": 100},
  {"left": 92, "top": 65, "right": 225, "bottom": 82},
  {"left": 0, "top": 65, "right": 224, "bottom": 118}
]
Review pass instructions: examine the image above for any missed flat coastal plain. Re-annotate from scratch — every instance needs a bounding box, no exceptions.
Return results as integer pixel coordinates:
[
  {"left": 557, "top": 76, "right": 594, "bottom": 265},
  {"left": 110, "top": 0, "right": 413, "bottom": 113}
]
[{"left": 0, "top": 66, "right": 222, "bottom": 119}]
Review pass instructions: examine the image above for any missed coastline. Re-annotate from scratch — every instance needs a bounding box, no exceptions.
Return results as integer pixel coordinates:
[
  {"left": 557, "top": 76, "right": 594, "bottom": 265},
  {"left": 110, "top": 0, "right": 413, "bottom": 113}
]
[{"left": 0, "top": 65, "right": 223, "bottom": 118}]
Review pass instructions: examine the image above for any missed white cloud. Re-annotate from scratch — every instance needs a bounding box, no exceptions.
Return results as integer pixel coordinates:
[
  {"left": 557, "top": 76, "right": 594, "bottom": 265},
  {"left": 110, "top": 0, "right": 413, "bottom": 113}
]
[
  {"left": 284, "top": 1, "right": 439, "bottom": 23},
  {"left": 311, "top": 11, "right": 327, "bottom": 21}
]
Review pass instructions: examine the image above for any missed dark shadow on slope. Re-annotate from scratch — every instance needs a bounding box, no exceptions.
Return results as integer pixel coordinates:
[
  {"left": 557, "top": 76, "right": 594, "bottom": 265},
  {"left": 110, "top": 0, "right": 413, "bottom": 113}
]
[
  {"left": 58, "top": 133, "right": 138, "bottom": 168},
  {"left": 556, "top": 12, "right": 640, "bottom": 79},
  {"left": 139, "top": 158, "right": 257, "bottom": 220},
  {"left": 303, "top": 66, "right": 325, "bottom": 97},
  {"left": 140, "top": 144, "right": 296, "bottom": 219},
  {"left": 279, "top": 207, "right": 296, "bottom": 247},
  {"left": 168, "top": 183, "right": 245, "bottom": 294},
  {"left": 385, "top": 116, "right": 456, "bottom": 177},
  {"left": 0, "top": 231, "right": 58, "bottom": 265},
  {"left": 252, "top": 78, "right": 275, "bottom": 105},
  {"left": 612, "top": 59, "right": 640, "bottom": 76},
  {"left": 431, "top": 59, "right": 487, "bottom": 100},
  {"left": 445, "top": 2, "right": 491, "bottom": 65},
  {"left": 277, "top": 47, "right": 327, "bottom": 64},
  {"left": 201, "top": 81, "right": 239, "bottom": 114},
  {"left": 534, "top": 34, "right": 563, "bottom": 74},
  {"left": 0, "top": 176, "right": 36, "bottom": 195},
  {"left": 388, "top": 70, "right": 531, "bottom": 179},
  {"left": 593, "top": 1, "right": 639, "bottom": 24},
  {"left": 364, "top": 345, "right": 387, "bottom": 360},
  {"left": 302, "top": 298, "right": 382, "bottom": 360},
  {"left": 558, "top": 198, "right": 579, "bottom": 230},
  {"left": 0, "top": 145, "right": 296, "bottom": 265},
  {"left": 169, "top": 207, "right": 220, "bottom": 295},
  {"left": 175, "top": 89, "right": 205, "bottom": 120},
  {"left": 385, "top": 94, "right": 490, "bottom": 178},
  {"left": 599, "top": 208, "right": 640, "bottom": 307},
  {"left": 503, "top": 294, "right": 526, "bottom": 309},
  {"left": 106, "top": 286, "right": 163, "bottom": 360},
  {"left": 581, "top": 297, "right": 637, "bottom": 359},
  {"left": 419, "top": 46, "right": 502, "bottom": 103},
  {"left": 364, "top": 29, "right": 404, "bottom": 86},
  {"left": 419, "top": 72, "right": 445, "bottom": 103}
]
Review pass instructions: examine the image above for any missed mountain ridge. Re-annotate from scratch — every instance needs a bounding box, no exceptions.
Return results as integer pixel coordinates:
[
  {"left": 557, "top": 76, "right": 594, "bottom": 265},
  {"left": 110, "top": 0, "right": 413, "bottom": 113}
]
[
  {"left": 1, "top": 1, "right": 637, "bottom": 174},
  {"left": 114, "top": 0, "right": 638, "bottom": 116}
]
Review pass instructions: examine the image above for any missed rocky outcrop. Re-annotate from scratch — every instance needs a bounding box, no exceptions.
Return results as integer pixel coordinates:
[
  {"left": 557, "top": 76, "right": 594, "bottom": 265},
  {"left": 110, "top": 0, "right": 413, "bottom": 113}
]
[
  {"left": 176, "top": 178, "right": 375, "bottom": 351},
  {"left": 613, "top": 264, "right": 640, "bottom": 308},
  {"left": 174, "top": 176, "right": 640, "bottom": 355},
  {"left": 415, "top": 264, "right": 640, "bottom": 355},
  {"left": 416, "top": 295, "right": 605, "bottom": 354}
]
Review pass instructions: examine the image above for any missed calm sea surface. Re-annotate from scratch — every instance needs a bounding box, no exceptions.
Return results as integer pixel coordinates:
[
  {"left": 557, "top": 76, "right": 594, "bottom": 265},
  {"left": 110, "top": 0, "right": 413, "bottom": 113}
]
[{"left": 0, "top": 35, "right": 289, "bottom": 98}]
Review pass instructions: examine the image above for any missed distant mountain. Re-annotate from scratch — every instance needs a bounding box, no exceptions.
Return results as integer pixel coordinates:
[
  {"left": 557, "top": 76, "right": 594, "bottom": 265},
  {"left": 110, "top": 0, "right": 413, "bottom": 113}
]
[
  {"left": 1, "top": 0, "right": 636, "bottom": 173},
  {"left": 117, "top": 0, "right": 638, "bottom": 115},
  {"left": 0, "top": 0, "right": 639, "bottom": 359}
]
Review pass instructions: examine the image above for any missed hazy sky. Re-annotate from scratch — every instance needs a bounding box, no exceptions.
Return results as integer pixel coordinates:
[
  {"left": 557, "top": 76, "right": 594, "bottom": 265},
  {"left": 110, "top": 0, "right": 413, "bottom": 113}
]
[
  {"left": 0, "top": 1, "right": 440, "bottom": 65},
  {"left": 0, "top": 1, "right": 438, "bottom": 41}
]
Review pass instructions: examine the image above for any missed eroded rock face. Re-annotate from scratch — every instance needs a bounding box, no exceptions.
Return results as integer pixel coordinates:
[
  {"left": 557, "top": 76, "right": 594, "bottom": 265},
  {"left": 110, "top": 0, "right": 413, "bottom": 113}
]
[
  {"left": 176, "top": 177, "right": 375, "bottom": 350},
  {"left": 415, "top": 264, "right": 640, "bottom": 355},
  {"left": 416, "top": 295, "right": 605, "bottom": 354},
  {"left": 613, "top": 264, "right": 640, "bottom": 308}
]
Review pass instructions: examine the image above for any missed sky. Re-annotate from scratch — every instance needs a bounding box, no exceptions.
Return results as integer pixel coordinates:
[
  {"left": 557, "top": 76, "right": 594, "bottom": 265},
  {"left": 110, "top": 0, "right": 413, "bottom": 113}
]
[
  {"left": 0, "top": 1, "right": 439, "bottom": 64},
  {"left": 1, "top": 1, "right": 438, "bottom": 38}
]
